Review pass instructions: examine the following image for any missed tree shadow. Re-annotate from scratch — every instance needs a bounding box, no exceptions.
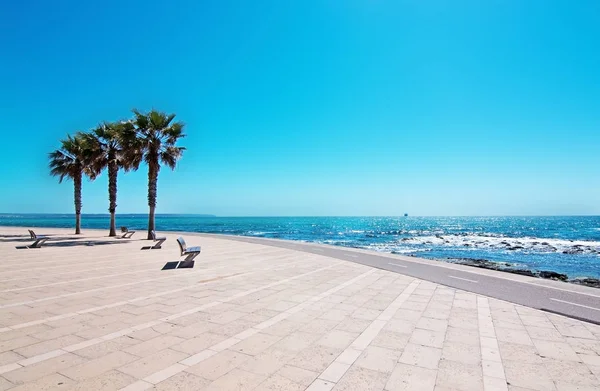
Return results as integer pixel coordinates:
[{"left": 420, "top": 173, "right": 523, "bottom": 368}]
[
  {"left": 2, "top": 236, "right": 83, "bottom": 243},
  {"left": 15, "top": 239, "right": 133, "bottom": 249}
]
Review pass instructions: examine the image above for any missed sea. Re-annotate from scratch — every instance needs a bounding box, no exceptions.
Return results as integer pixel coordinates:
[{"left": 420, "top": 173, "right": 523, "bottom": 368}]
[{"left": 1, "top": 214, "right": 599, "bottom": 279}]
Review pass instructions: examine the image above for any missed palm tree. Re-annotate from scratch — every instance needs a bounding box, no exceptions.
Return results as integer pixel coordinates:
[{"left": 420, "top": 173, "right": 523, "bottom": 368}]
[
  {"left": 130, "top": 109, "right": 186, "bottom": 239},
  {"left": 48, "top": 133, "right": 94, "bottom": 234},
  {"left": 84, "top": 121, "right": 137, "bottom": 236}
]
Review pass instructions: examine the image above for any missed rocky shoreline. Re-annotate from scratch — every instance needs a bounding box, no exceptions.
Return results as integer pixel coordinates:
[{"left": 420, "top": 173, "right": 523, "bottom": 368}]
[{"left": 446, "top": 257, "right": 600, "bottom": 288}]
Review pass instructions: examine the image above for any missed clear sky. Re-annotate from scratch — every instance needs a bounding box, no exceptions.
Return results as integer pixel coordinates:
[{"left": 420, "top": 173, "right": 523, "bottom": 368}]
[{"left": 1, "top": 1, "right": 599, "bottom": 216}]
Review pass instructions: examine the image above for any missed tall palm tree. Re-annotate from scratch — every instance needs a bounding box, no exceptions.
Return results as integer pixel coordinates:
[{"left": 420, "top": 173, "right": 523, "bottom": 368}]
[
  {"left": 130, "top": 109, "right": 186, "bottom": 239},
  {"left": 85, "top": 121, "right": 137, "bottom": 236},
  {"left": 48, "top": 133, "right": 93, "bottom": 234}
]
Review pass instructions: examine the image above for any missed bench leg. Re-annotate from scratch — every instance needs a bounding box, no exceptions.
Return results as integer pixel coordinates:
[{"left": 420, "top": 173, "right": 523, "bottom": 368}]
[
  {"left": 29, "top": 238, "right": 48, "bottom": 248},
  {"left": 184, "top": 252, "right": 199, "bottom": 262},
  {"left": 151, "top": 238, "right": 166, "bottom": 249}
]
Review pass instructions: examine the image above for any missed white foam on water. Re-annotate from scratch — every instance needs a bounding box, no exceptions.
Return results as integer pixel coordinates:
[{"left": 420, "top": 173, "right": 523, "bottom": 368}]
[{"left": 396, "top": 234, "right": 600, "bottom": 254}]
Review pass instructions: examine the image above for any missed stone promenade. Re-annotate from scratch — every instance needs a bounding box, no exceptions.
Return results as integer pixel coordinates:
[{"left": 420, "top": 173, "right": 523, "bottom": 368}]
[{"left": 0, "top": 227, "right": 599, "bottom": 391}]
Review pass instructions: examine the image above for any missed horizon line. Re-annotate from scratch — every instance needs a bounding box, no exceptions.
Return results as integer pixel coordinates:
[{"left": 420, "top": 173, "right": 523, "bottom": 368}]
[{"left": 1, "top": 213, "right": 600, "bottom": 218}]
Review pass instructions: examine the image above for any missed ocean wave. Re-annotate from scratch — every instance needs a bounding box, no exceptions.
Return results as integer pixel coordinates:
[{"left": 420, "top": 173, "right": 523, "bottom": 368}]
[{"left": 397, "top": 235, "right": 600, "bottom": 255}]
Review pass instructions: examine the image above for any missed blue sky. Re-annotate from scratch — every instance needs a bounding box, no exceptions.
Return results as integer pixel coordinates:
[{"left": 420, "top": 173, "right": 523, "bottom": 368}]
[{"left": 1, "top": 1, "right": 599, "bottom": 216}]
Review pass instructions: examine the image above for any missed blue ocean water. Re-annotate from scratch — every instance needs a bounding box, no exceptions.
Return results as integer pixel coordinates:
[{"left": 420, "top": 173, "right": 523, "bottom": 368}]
[{"left": 1, "top": 214, "right": 599, "bottom": 279}]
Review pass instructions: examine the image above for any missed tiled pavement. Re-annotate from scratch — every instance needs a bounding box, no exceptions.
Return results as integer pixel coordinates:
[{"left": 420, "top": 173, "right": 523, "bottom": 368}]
[{"left": 0, "top": 227, "right": 599, "bottom": 390}]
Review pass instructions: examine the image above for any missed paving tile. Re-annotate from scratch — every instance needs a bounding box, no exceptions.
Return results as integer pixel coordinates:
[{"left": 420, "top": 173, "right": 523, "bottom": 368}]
[
  {"left": 441, "top": 341, "right": 481, "bottom": 365},
  {"left": 0, "top": 336, "right": 40, "bottom": 353},
  {"left": 496, "top": 328, "right": 534, "bottom": 346},
  {"left": 499, "top": 342, "right": 544, "bottom": 364},
  {"left": 416, "top": 317, "right": 448, "bottom": 333},
  {"left": 385, "top": 362, "right": 437, "bottom": 391},
  {"left": 287, "top": 344, "right": 343, "bottom": 373},
  {"left": 482, "top": 359, "right": 506, "bottom": 379},
  {"left": 335, "top": 318, "right": 372, "bottom": 333},
  {"left": 154, "top": 371, "right": 211, "bottom": 391},
  {"left": 230, "top": 333, "right": 282, "bottom": 356},
  {"left": 398, "top": 343, "right": 442, "bottom": 370},
  {"left": 354, "top": 346, "right": 400, "bottom": 373},
  {"left": 445, "top": 327, "right": 480, "bottom": 346},
  {"left": 0, "top": 377, "right": 14, "bottom": 391},
  {"left": 170, "top": 332, "right": 227, "bottom": 355},
  {"left": 277, "top": 365, "right": 319, "bottom": 386},
  {"left": 578, "top": 354, "right": 600, "bottom": 367},
  {"left": 275, "top": 331, "right": 321, "bottom": 352},
  {"left": 565, "top": 338, "right": 600, "bottom": 356},
  {"left": 62, "top": 370, "right": 137, "bottom": 391},
  {"left": 525, "top": 326, "right": 564, "bottom": 342},
  {"left": 69, "top": 335, "right": 141, "bottom": 359},
  {"left": 61, "top": 350, "right": 139, "bottom": 381},
  {"left": 532, "top": 339, "right": 580, "bottom": 362},
  {"left": 306, "top": 378, "right": 335, "bottom": 391},
  {"left": 483, "top": 376, "right": 509, "bottom": 391},
  {"left": 185, "top": 349, "right": 252, "bottom": 381},
  {"left": 542, "top": 358, "right": 600, "bottom": 387},
  {"left": 317, "top": 330, "right": 358, "bottom": 350},
  {"left": 409, "top": 328, "right": 445, "bottom": 349},
  {"left": 503, "top": 361, "right": 556, "bottom": 391},
  {"left": 0, "top": 351, "right": 25, "bottom": 366},
  {"left": 3, "top": 373, "right": 73, "bottom": 391},
  {"left": 370, "top": 330, "right": 410, "bottom": 351},
  {"left": 319, "top": 361, "right": 351, "bottom": 382},
  {"left": 435, "top": 359, "right": 483, "bottom": 391},
  {"left": 204, "top": 368, "right": 265, "bottom": 391},
  {"left": 118, "top": 349, "right": 187, "bottom": 380},
  {"left": 3, "top": 352, "right": 87, "bottom": 385},
  {"left": 13, "top": 335, "right": 85, "bottom": 358},
  {"left": 237, "top": 348, "right": 296, "bottom": 376},
  {"left": 124, "top": 335, "right": 185, "bottom": 357},
  {"left": 332, "top": 366, "right": 388, "bottom": 391},
  {"left": 255, "top": 374, "right": 304, "bottom": 390}
]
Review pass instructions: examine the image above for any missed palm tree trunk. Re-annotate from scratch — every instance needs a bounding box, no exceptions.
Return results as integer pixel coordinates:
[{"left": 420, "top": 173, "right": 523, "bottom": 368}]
[
  {"left": 147, "top": 163, "right": 158, "bottom": 239},
  {"left": 74, "top": 171, "right": 82, "bottom": 234},
  {"left": 108, "top": 160, "right": 118, "bottom": 237}
]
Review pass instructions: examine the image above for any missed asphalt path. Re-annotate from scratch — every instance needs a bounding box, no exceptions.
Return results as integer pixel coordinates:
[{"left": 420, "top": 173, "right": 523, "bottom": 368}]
[{"left": 198, "top": 233, "right": 600, "bottom": 325}]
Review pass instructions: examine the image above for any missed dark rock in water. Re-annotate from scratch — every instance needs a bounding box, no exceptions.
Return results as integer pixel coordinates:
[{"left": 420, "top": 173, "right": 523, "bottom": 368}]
[
  {"left": 448, "top": 258, "right": 537, "bottom": 277},
  {"left": 463, "top": 244, "right": 470, "bottom": 247},
  {"left": 508, "top": 269, "right": 537, "bottom": 277},
  {"left": 562, "top": 248, "right": 584, "bottom": 254},
  {"left": 541, "top": 242, "right": 549, "bottom": 245},
  {"left": 501, "top": 241, "right": 511, "bottom": 246},
  {"left": 539, "top": 271, "right": 568, "bottom": 281},
  {"left": 570, "top": 278, "right": 600, "bottom": 288},
  {"left": 441, "top": 258, "right": 599, "bottom": 289},
  {"left": 508, "top": 246, "right": 524, "bottom": 251}
]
